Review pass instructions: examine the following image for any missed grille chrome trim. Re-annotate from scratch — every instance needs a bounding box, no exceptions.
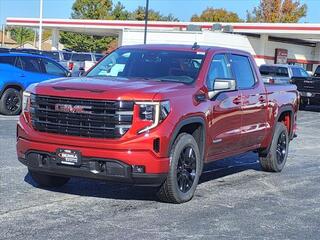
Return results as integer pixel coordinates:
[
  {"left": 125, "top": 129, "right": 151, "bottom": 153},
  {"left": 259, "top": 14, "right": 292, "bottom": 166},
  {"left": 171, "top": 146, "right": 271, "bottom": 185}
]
[{"left": 31, "top": 94, "right": 134, "bottom": 139}]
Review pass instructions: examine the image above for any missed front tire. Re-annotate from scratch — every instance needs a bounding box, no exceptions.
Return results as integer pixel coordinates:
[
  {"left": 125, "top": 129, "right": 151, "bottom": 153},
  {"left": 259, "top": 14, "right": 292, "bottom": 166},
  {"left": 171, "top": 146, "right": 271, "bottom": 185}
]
[
  {"left": 259, "top": 122, "right": 289, "bottom": 172},
  {"left": 29, "top": 169, "right": 70, "bottom": 187},
  {"left": 0, "top": 88, "right": 22, "bottom": 115},
  {"left": 157, "top": 133, "right": 202, "bottom": 203}
]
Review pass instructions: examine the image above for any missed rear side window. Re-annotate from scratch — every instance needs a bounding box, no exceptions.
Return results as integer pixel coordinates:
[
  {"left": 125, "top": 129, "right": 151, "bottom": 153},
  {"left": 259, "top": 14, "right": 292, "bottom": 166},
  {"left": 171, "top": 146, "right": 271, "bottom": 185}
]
[
  {"left": 71, "top": 53, "right": 92, "bottom": 61},
  {"left": 19, "top": 57, "right": 42, "bottom": 73},
  {"left": 206, "top": 54, "right": 232, "bottom": 90},
  {"left": 0, "top": 56, "right": 16, "bottom": 66},
  {"left": 230, "top": 54, "right": 255, "bottom": 89}
]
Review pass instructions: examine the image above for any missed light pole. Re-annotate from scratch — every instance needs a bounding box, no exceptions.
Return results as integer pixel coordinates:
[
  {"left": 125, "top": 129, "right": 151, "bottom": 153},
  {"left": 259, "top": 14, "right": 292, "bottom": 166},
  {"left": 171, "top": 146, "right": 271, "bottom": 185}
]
[
  {"left": 143, "top": 0, "right": 149, "bottom": 44},
  {"left": 38, "top": 0, "right": 43, "bottom": 50}
]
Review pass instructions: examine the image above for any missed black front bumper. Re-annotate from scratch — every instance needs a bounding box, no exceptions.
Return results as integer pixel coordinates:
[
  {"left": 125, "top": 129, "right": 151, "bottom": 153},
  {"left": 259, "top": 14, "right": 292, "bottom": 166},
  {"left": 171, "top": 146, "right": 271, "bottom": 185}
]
[
  {"left": 19, "top": 151, "right": 166, "bottom": 187},
  {"left": 300, "top": 92, "right": 320, "bottom": 104}
]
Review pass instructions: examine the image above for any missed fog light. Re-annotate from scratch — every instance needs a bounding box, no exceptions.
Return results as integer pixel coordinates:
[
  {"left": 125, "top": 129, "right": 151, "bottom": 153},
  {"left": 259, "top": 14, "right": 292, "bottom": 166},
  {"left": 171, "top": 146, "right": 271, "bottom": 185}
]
[{"left": 132, "top": 165, "right": 145, "bottom": 173}]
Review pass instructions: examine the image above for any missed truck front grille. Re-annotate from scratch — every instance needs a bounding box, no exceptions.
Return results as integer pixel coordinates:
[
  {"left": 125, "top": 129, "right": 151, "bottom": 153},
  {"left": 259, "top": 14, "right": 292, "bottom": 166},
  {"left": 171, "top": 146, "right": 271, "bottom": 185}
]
[{"left": 30, "top": 95, "right": 134, "bottom": 139}]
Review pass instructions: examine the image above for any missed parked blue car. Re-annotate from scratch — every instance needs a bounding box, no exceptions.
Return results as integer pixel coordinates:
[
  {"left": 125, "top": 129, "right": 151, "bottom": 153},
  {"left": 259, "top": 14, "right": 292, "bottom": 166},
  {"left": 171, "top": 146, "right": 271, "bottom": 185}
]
[{"left": 0, "top": 53, "right": 70, "bottom": 115}]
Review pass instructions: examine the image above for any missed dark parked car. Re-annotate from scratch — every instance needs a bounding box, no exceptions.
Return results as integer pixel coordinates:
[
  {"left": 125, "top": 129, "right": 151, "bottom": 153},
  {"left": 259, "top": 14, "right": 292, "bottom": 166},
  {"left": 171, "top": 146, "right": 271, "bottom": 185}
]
[
  {"left": 0, "top": 53, "right": 70, "bottom": 115},
  {"left": 291, "top": 65, "right": 320, "bottom": 108}
]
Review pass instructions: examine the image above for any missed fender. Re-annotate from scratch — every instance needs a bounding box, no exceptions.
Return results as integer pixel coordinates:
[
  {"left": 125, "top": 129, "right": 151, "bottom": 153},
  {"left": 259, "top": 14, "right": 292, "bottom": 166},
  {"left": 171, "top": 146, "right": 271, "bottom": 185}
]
[{"left": 168, "top": 116, "right": 206, "bottom": 161}]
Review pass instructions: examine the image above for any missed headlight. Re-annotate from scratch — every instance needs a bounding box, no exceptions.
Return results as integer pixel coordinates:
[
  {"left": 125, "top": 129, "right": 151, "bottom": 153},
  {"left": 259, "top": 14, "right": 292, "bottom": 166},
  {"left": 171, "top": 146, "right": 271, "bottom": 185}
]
[
  {"left": 136, "top": 101, "right": 170, "bottom": 134},
  {"left": 22, "top": 91, "right": 31, "bottom": 112}
]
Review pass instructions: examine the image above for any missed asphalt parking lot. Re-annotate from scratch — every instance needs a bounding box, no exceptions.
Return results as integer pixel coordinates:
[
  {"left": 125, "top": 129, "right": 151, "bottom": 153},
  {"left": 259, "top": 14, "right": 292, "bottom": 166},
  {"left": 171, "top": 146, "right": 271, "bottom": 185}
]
[{"left": 1, "top": 108, "right": 320, "bottom": 240}]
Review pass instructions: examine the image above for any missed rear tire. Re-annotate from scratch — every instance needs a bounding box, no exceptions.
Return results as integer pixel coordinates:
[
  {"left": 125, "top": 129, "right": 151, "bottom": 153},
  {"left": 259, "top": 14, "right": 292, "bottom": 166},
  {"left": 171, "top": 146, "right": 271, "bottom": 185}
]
[
  {"left": 0, "top": 88, "right": 22, "bottom": 115},
  {"left": 157, "top": 133, "right": 202, "bottom": 203},
  {"left": 29, "top": 169, "right": 70, "bottom": 187},
  {"left": 259, "top": 122, "right": 289, "bottom": 172}
]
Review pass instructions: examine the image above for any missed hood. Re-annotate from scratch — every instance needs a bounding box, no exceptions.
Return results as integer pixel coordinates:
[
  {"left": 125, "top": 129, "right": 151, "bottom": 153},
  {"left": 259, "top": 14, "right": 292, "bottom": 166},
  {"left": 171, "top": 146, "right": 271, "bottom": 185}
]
[{"left": 30, "top": 77, "right": 190, "bottom": 101}]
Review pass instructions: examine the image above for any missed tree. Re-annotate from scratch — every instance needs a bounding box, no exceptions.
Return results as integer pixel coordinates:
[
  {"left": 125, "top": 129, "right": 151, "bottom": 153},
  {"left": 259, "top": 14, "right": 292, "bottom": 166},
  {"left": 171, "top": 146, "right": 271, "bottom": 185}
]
[
  {"left": 71, "top": 0, "right": 113, "bottom": 19},
  {"left": 191, "top": 8, "right": 243, "bottom": 22},
  {"left": 61, "top": 0, "right": 115, "bottom": 52},
  {"left": 111, "top": 2, "right": 130, "bottom": 20},
  {"left": 246, "top": 0, "right": 307, "bottom": 23},
  {"left": 60, "top": 32, "right": 112, "bottom": 52},
  {"left": 130, "top": 6, "right": 179, "bottom": 21},
  {"left": 10, "top": 27, "right": 34, "bottom": 46}
]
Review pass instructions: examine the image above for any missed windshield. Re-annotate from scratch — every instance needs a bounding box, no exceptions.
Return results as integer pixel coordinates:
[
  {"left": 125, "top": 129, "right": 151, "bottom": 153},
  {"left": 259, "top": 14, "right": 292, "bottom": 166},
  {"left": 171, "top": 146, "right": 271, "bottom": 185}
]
[{"left": 87, "top": 48, "right": 206, "bottom": 83}]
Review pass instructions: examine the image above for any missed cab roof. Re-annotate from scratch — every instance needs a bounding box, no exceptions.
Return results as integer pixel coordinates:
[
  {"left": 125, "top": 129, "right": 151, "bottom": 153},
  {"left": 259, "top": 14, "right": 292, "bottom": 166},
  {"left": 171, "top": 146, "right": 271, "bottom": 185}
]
[{"left": 120, "top": 44, "right": 251, "bottom": 55}]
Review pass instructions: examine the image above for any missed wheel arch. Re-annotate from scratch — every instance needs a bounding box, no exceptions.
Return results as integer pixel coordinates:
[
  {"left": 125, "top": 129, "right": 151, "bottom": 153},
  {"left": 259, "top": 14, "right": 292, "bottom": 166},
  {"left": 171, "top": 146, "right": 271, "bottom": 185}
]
[
  {"left": 276, "top": 105, "right": 295, "bottom": 140},
  {"left": 168, "top": 116, "right": 206, "bottom": 161},
  {"left": 0, "top": 83, "right": 24, "bottom": 98}
]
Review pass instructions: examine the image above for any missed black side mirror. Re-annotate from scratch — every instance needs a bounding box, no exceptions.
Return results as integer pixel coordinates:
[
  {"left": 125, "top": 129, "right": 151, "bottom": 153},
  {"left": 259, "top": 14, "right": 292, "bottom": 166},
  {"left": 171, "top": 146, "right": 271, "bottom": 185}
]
[
  {"left": 208, "top": 79, "right": 236, "bottom": 99},
  {"left": 66, "top": 71, "right": 72, "bottom": 77}
]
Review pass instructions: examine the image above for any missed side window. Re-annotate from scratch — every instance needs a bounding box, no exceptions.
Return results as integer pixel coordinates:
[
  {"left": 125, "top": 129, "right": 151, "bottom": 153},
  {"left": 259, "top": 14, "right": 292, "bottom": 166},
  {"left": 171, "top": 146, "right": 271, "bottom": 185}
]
[
  {"left": 206, "top": 54, "right": 232, "bottom": 90},
  {"left": 41, "top": 58, "right": 66, "bottom": 76},
  {"left": 20, "top": 57, "right": 42, "bottom": 73},
  {"left": 0, "top": 56, "right": 16, "bottom": 67},
  {"left": 230, "top": 54, "right": 256, "bottom": 89}
]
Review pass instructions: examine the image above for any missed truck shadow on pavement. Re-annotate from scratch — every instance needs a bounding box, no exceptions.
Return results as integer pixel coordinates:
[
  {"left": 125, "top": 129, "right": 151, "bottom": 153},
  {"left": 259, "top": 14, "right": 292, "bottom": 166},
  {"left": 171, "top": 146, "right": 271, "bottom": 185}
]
[{"left": 24, "top": 152, "right": 262, "bottom": 202}]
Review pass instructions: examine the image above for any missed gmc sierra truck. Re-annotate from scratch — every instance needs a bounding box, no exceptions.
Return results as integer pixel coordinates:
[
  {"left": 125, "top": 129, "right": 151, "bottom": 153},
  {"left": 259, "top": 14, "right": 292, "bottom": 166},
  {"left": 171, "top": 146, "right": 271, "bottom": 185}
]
[{"left": 17, "top": 44, "right": 299, "bottom": 203}]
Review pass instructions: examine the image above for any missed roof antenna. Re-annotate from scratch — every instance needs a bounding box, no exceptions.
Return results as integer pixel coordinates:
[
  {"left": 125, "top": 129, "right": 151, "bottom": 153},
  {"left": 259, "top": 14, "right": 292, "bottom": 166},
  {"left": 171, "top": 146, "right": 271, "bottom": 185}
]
[{"left": 192, "top": 42, "right": 200, "bottom": 50}]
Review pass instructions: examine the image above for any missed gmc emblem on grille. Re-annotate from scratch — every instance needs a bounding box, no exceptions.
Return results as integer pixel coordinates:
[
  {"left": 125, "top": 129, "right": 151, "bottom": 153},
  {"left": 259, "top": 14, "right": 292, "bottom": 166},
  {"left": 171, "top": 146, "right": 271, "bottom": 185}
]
[{"left": 55, "top": 104, "right": 92, "bottom": 114}]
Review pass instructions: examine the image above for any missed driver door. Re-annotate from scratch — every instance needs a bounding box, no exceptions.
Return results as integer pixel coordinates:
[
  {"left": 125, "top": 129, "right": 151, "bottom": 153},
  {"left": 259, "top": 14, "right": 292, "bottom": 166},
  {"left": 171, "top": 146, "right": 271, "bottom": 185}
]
[{"left": 206, "top": 53, "right": 243, "bottom": 159}]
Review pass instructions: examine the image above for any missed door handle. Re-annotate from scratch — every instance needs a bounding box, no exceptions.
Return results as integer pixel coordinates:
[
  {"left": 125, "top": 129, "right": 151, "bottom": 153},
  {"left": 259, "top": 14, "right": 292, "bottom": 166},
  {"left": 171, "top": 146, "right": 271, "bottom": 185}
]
[
  {"left": 233, "top": 96, "right": 242, "bottom": 105},
  {"left": 259, "top": 96, "right": 266, "bottom": 103}
]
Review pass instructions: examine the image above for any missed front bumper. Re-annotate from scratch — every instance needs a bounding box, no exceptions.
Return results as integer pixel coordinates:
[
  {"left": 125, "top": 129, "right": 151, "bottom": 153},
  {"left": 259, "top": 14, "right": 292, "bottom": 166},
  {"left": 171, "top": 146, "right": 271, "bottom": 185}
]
[
  {"left": 18, "top": 149, "right": 166, "bottom": 187},
  {"left": 300, "top": 91, "right": 320, "bottom": 103}
]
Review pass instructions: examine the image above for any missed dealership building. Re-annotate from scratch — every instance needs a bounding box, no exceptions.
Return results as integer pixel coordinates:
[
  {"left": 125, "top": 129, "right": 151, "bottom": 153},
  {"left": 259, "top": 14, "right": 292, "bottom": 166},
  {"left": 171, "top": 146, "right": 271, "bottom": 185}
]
[{"left": 5, "top": 17, "right": 320, "bottom": 71}]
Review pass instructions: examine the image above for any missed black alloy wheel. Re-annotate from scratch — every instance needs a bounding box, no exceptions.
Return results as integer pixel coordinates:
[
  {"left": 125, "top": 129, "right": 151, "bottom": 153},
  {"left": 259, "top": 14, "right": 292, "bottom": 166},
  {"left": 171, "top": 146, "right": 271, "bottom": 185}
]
[
  {"left": 6, "top": 92, "right": 20, "bottom": 112},
  {"left": 177, "top": 146, "right": 197, "bottom": 193},
  {"left": 157, "top": 133, "right": 202, "bottom": 203},
  {"left": 276, "top": 132, "right": 287, "bottom": 165},
  {"left": 0, "top": 88, "right": 22, "bottom": 115},
  {"left": 259, "top": 122, "right": 289, "bottom": 172}
]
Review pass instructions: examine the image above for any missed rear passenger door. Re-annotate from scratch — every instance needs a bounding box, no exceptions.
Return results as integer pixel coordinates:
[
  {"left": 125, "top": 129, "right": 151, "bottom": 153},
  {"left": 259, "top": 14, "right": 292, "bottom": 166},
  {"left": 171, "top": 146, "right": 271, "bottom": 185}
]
[{"left": 230, "top": 54, "right": 268, "bottom": 149}]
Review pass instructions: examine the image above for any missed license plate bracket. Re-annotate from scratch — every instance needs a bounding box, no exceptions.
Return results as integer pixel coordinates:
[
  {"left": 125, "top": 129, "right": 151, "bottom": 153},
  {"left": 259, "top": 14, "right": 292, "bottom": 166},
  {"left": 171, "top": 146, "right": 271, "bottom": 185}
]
[{"left": 56, "top": 148, "right": 81, "bottom": 166}]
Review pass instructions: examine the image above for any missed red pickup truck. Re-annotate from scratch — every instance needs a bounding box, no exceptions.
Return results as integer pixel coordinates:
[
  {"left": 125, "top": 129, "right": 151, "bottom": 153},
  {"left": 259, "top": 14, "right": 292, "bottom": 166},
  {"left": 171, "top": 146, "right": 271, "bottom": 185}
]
[{"left": 17, "top": 44, "right": 299, "bottom": 203}]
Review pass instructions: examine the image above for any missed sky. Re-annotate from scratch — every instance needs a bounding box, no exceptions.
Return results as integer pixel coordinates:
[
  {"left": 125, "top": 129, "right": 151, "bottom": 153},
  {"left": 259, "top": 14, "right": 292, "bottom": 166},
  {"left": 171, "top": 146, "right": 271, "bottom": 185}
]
[{"left": 0, "top": 0, "right": 319, "bottom": 25}]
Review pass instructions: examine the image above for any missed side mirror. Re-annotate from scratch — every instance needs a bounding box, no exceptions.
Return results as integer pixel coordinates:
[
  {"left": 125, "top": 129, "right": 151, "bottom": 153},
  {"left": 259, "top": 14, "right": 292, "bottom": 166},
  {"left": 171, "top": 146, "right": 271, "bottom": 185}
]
[{"left": 208, "top": 79, "right": 236, "bottom": 99}]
